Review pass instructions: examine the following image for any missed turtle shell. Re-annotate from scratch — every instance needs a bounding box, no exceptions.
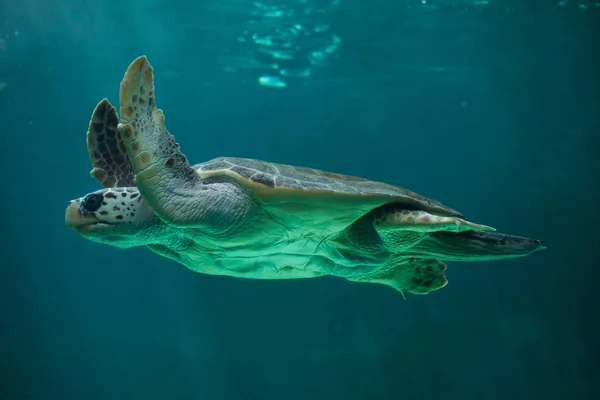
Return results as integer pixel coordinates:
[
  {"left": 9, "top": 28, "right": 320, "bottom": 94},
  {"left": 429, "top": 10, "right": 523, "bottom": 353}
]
[{"left": 194, "top": 157, "right": 463, "bottom": 220}]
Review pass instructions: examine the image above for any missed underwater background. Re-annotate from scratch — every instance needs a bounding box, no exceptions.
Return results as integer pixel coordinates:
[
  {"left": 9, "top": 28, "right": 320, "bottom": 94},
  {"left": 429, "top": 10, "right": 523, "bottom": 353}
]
[{"left": 1, "top": 0, "right": 599, "bottom": 399}]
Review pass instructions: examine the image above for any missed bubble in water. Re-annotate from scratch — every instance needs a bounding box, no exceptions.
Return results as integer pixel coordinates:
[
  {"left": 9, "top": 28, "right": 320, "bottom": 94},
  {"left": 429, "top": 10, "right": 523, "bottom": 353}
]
[{"left": 258, "top": 75, "right": 287, "bottom": 88}]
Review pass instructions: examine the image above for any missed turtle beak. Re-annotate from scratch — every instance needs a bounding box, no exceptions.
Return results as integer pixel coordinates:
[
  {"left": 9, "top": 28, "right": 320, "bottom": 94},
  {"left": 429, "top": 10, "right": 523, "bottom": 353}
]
[{"left": 65, "top": 200, "right": 98, "bottom": 229}]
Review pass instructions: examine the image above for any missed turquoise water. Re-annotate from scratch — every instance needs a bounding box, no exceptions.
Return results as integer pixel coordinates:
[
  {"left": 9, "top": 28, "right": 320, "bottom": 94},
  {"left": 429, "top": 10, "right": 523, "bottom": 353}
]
[{"left": 1, "top": 1, "right": 598, "bottom": 399}]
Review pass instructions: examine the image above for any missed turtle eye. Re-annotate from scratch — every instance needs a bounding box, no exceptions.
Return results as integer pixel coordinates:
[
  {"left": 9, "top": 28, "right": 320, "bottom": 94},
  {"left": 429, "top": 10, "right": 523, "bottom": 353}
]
[{"left": 82, "top": 193, "right": 104, "bottom": 212}]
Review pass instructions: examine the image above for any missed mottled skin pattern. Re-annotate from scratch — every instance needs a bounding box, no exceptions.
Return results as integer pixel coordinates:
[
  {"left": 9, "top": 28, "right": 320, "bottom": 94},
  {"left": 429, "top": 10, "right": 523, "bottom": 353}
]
[
  {"left": 65, "top": 56, "right": 546, "bottom": 298},
  {"left": 87, "top": 99, "right": 134, "bottom": 188}
]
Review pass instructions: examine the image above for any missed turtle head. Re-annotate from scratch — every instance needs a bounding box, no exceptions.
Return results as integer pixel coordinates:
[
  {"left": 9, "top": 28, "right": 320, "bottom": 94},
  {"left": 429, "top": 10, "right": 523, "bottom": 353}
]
[{"left": 65, "top": 187, "right": 163, "bottom": 248}]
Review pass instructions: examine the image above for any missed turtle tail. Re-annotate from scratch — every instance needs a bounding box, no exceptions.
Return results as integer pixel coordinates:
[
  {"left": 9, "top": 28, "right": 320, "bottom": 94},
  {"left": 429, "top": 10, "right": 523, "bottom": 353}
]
[{"left": 416, "top": 230, "right": 546, "bottom": 262}]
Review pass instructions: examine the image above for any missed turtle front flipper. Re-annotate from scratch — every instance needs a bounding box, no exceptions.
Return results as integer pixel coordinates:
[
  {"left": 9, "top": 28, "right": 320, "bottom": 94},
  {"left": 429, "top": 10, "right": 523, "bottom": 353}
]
[
  {"left": 86, "top": 99, "right": 134, "bottom": 188},
  {"left": 116, "top": 56, "right": 248, "bottom": 229},
  {"left": 117, "top": 56, "right": 203, "bottom": 223}
]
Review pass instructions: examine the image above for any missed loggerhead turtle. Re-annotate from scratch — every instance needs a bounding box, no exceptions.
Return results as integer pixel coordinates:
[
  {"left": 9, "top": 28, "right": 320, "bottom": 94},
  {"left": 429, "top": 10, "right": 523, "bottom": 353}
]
[{"left": 65, "top": 56, "right": 545, "bottom": 298}]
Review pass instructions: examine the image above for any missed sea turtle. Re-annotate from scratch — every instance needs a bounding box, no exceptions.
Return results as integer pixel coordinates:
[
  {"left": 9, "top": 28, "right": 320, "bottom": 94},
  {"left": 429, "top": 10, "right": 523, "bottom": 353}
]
[{"left": 65, "top": 56, "right": 545, "bottom": 298}]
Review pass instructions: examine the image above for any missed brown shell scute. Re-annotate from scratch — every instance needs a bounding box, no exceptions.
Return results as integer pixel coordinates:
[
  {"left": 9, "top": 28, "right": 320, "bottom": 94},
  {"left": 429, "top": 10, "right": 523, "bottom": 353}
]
[
  {"left": 197, "top": 157, "right": 372, "bottom": 191},
  {"left": 250, "top": 173, "right": 275, "bottom": 188},
  {"left": 197, "top": 156, "right": 394, "bottom": 194},
  {"left": 194, "top": 157, "right": 461, "bottom": 217}
]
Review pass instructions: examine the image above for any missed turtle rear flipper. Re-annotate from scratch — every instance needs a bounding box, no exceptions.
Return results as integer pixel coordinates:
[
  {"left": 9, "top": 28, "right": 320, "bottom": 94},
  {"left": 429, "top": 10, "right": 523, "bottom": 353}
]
[
  {"left": 421, "top": 231, "right": 547, "bottom": 262},
  {"left": 347, "top": 259, "right": 448, "bottom": 298},
  {"left": 374, "top": 208, "right": 545, "bottom": 261}
]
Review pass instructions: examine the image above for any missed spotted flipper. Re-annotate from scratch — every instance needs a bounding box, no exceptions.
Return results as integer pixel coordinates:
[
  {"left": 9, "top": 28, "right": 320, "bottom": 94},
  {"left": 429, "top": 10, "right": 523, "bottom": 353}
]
[
  {"left": 117, "top": 56, "right": 203, "bottom": 222},
  {"left": 86, "top": 99, "right": 134, "bottom": 188},
  {"left": 347, "top": 259, "right": 448, "bottom": 299}
]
